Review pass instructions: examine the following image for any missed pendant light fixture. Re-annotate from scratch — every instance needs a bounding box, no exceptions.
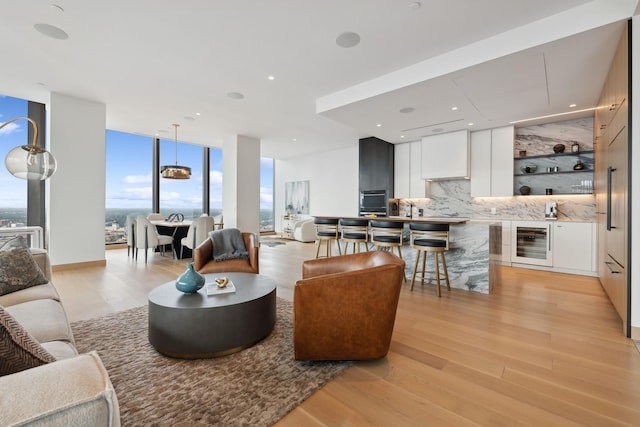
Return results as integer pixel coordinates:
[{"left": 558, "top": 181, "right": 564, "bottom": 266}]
[
  {"left": 0, "top": 116, "right": 57, "bottom": 180},
  {"left": 160, "top": 123, "right": 191, "bottom": 179}
]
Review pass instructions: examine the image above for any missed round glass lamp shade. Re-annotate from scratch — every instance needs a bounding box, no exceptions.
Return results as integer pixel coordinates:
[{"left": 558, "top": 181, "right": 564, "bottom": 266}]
[
  {"left": 161, "top": 164, "right": 191, "bottom": 179},
  {"left": 5, "top": 145, "right": 57, "bottom": 180}
]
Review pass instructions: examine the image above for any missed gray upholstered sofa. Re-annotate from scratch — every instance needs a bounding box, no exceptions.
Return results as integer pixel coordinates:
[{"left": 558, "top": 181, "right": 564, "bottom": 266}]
[{"left": 0, "top": 248, "right": 120, "bottom": 426}]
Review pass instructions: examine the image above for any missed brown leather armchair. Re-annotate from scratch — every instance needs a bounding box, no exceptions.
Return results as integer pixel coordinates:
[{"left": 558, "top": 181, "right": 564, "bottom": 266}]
[
  {"left": 293, "top": 250, "right": 405, "bottom": 361},
  {"left": 194, "top": 232, "right": 259, "bottom": 274}
]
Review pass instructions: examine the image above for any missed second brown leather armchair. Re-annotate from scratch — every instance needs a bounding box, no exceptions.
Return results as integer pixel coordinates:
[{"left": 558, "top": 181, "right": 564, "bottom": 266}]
[
  {"left": 293, "top": 250, "right": 405, "bottom": 361},
  {"left": 194, "top": 232, "right": 259, "bottom": 274}
]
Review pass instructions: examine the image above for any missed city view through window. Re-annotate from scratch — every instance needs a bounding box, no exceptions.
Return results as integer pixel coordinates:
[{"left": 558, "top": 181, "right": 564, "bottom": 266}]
[{"left": 1, "top": 94, "right": 275, "bottom": 245}]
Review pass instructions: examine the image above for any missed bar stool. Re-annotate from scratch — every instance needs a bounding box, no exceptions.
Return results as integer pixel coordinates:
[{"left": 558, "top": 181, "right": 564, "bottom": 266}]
[
  {"left": 370, "top": 220, "right": 405, "bottom": 258},
  {"left": 340, "top": 218, "right": 370, "bottom": 254},
  {"left": 314, "top": 218, "right": 341, "bottom": 258},
  {"left": 409, "top": 222, "right": 450, "bottom": 297}
]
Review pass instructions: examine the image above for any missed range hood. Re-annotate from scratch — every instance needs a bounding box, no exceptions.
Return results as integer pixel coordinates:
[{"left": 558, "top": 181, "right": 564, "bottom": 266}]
[{"left": 420, "top": 130, "right": 470, "bottom": 180}]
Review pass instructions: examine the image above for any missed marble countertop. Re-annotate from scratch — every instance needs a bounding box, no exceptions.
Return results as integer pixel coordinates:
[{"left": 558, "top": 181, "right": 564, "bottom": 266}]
[{"left": 313, "top": 215, "right": 469, "bottom": 224}]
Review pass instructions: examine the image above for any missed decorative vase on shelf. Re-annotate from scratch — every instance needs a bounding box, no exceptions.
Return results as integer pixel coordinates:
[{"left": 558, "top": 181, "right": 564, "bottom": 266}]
[
  {"left": 573, "top": 160, "right": 585, "bottom": 170},
  {"left": 553, "top": 144, "right": 565, "bottom": 153},
  {"left": 176, "top": 263, "right": 205, "bottom": 294}
]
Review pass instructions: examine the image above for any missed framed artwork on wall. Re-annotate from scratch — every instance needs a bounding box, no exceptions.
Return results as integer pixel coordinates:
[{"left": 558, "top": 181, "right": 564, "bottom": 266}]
[{"left": 285, "top": 180, "right": 309, "bottom": 214}]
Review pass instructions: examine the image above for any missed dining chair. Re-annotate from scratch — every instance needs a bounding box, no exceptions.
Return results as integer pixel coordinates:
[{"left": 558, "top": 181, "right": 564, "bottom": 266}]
[
  {"left": 180, "top": 216, "right": 215, "bottom": 259},
  {"left": 147, "top": 213, "right": 165, "bottom": 221},
  {"left": 135, "top": 215, "right": 175, "bottom": 263},
  {"left": 125, "top": 215, "right": 136, "bottom": 257}
]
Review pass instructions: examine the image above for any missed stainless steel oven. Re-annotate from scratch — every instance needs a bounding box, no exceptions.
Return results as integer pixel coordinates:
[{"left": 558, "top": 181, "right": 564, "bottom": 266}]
[{"left": 359, "top": 190, "right": 387, "bottom": 216}]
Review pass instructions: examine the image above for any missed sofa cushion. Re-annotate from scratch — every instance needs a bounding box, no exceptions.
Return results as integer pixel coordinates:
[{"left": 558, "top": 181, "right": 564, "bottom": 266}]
[
  {"left": 0, "top": 304, "right": 56, "bottom": 376},
  {"left": 41, "top": 340, "right": 78, "bottom": 360},
  {"left": 0, "top": 237, "right": 48, "bottom": 296},
  {"left": 0, "top": 282, "right": 60, "bottom": 308},
  {"left": 6, "top": 299, "right": 75, "bottom": 346}
]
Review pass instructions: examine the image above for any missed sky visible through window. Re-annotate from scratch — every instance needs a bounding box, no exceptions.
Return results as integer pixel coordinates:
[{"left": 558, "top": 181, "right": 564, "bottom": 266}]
[{"left": 0, "top": 95, "right": 28, "bottom": 209}]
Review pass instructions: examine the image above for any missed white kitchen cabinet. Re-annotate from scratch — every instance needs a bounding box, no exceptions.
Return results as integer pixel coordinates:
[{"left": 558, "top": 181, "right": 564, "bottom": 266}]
[
  {"left": 553, "top": 222, "right": 594, "bottom": 273},
  {"left": 470, "top": 126, "right": 513, "bottom": 197},
  {"left": 421, "top": 130, "right": 469, "bottom": 180},
  {"left": 409, "top": 141, "right": 424, "bottom": 197},
  {"left": 394, "top": 141, "right": 424, "bottom": 198},
  {"left": 490, "top": 126, "right": 514, "bottom": 196},
  {"left": 394, "top": 143, "right": 410, "bottom": 198}
]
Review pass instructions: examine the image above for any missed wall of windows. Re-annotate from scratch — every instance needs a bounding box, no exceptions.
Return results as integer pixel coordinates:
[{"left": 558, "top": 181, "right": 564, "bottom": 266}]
[
  {"left": 0, "top": 95, "right": 28, "bottom": 230},
  {"left": 105, "top": 131, "right": 235, "bottom": 243}
]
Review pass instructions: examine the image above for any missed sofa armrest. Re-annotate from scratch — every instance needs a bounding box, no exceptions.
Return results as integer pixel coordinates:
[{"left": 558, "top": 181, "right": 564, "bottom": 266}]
[
  {"left": 194, "top": 238, "right": 213, "bottom": 271},
  {"left": 243, "top": 233, "right": 260, "bottom": 273},
  {"left": 0, "top": 351, "right": 120, "bottom": 427}
]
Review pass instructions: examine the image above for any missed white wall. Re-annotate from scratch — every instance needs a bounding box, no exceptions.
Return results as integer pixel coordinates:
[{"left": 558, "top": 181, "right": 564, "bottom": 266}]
[
  {"left": 274, "top": 146, "right": 359, "bottom": 231},
  {"left": 48, "top": 93, "right": 106, "bottom": 266}
]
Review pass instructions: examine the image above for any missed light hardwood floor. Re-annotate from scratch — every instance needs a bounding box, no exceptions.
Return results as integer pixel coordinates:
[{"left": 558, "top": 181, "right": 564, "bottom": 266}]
[{"left": 54, "top": 240, "right": 640, "bottom": 426}]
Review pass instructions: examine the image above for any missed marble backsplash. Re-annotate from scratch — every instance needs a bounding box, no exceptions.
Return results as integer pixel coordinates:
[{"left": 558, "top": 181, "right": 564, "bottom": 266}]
[
  {"left": 399, "top": 116, "right": 597, "bottom": 222},
  {"left": 401, "top": 176, "right": 596, "bottom": 222},
  {"left": 514, "top": 116, "right": 594, "bottom": 156}
]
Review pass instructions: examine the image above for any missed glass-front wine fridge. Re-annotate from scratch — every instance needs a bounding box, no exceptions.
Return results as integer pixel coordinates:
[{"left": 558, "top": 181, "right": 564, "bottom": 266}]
[{"left": 511, "top": 221, "right": 552, "bottom": 266}]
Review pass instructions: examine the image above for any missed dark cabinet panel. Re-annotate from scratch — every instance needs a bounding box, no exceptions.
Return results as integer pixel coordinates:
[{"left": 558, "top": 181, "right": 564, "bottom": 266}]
[{"left": 359, "top": 137, "right": 394, "bottom": 196}]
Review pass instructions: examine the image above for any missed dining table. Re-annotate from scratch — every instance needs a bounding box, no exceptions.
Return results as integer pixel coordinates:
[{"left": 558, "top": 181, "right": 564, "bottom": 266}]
[{"left": 151, "top": 220, "right": 192, "bottom": 259}]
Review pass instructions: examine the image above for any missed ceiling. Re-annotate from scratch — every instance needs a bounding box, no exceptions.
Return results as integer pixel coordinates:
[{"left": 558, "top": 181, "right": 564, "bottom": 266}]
[{"left": 0, "top": 0, "right": 636, "bottom": 160}]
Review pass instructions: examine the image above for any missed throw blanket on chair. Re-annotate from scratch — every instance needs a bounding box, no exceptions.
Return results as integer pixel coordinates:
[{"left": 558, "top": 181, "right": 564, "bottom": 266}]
[{"left": 209, "top": 228, "right": 249, "bottom": 262}]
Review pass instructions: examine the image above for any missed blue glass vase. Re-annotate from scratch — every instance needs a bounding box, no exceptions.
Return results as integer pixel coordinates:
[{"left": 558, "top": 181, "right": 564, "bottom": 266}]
[{"left": 175, "top": 263, "right": 205, "bottom": 293}]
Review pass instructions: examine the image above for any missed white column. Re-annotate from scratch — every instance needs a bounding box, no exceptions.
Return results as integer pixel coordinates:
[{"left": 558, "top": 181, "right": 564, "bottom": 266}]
[
  {"left": 47, "top": 93, "right": 106, "bottom": 266},
  {"left": 222, "top": 135, "right": 260, "bottom": 235}
]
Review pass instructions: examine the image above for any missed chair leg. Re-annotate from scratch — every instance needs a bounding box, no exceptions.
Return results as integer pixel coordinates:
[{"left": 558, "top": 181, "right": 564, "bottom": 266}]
[
  {"left": 336, "top": 239, "right": 341, "bottom": 255},
  {"left": 410, "top": 250, "right": 421, "bottom": 291},
  {"left": 441, "top": 252, "right": 451, "bottom": 291},
  {"left": 144, "top": 248, "right": 148, "bottom": 264},
  {"left": 315, "top": 240, "right": 321, "bottom": 258},
  {"left": 421, "top": 251, "right": 427, "bottom": 287},
  {"left": 435, "top": 252, "right": 442, "bottom": 297}
]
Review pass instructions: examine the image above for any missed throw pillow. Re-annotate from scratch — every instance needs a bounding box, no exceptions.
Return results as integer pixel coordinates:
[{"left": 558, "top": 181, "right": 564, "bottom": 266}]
[
  {"left": 0, "top": 304, "right": 56, "bottom": 376},
  {"left": 0, "top": 245, "right": 49, "bottom": 296}
]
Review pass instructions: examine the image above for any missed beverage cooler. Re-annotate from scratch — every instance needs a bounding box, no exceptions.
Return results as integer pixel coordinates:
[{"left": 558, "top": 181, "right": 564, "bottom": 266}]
[{"left": 511, "top": 221, "right": 552, "bottom": 266}]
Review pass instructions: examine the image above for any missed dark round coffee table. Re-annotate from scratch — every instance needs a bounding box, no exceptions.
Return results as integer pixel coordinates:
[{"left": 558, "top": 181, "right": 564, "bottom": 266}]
[{"left": 148, "top": 272, "right": 277, "bottom": 358}]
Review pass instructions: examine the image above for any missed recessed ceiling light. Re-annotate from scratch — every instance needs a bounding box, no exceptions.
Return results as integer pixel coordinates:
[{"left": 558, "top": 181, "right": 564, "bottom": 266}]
[
  {"left": 196, "top": 112, "right": 201, "bottom": 116},
  {"left": 569, "top": 103, "right": 577, "bottom": 108},
  {"left": 267, "top": 75, "right": 275, "bottom": 81},
  {"left": 468, "top": 122, "right": 474, "bottom": 126},
  {"left": 376, "top": 123, "right": 382, "bottom": 127},
  {"left": 400, "top": 135, "right": 405, "bottom": 138},
  {"left": 292, "top": 138, "right": 297, "bottom": 142},
  {"left": 451, "top": 106, "right": 458, "bottom": 111},
  {"left": 34, "top": 23, "right": 68, "bottom": 40},
  {"left": 399, "top": 107, "right": 414, "bottom": 114},
  {"left": 50, "top": 4, "right": 64, "bottom": 13},
  {"left": 336, "top": 32, "right": 360, "bottom": 48},
  {"left": 227, "top": 92, "right": 245, "bottom": 100}
]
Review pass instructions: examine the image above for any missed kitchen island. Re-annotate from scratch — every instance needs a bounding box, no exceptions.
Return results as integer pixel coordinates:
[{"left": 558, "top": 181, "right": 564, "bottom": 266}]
[{"left": 313, "top": 216, "right": 500, "bottom": 294}]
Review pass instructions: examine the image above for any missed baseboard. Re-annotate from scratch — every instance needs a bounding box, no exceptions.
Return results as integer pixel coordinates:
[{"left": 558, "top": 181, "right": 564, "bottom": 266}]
[
  {"left": 52, "top": 259, "right": 106, "bottom": 272},
  {"left": 631, "top": 326, "right": 640, "bottom": 340}
]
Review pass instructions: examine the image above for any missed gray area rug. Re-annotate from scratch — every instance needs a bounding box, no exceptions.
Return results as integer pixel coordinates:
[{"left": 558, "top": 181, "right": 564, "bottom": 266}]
[{"left": 72, "top": 299, "right": 351, "bottom": 426}]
